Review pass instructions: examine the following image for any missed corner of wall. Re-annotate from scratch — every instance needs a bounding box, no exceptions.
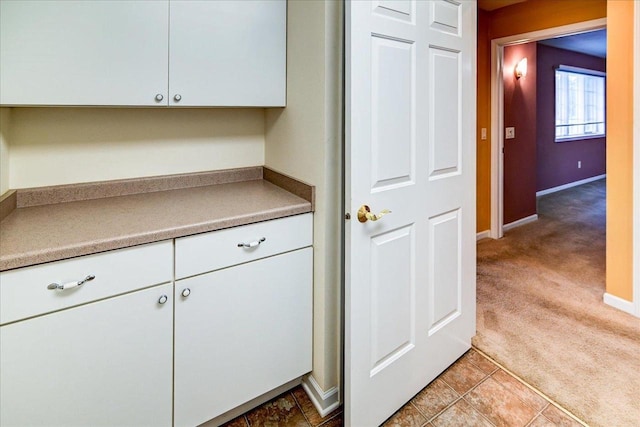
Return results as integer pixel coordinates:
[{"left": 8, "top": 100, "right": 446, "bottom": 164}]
[
  {"left": 301, "top": 375, "right": 340, "bottom": 418},
  {"left": 264, "top": 0, "right": 343, "bottom": 399},
  {"left": 0, "top": 107, "right": 11, "bottom": 194}
]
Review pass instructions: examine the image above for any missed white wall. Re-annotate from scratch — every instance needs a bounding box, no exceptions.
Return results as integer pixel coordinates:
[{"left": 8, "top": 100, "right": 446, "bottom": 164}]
[
  {"left": 265, "top": 0, "right": 343, "bottom": 402},
  {"left": 0, "top": 108, "right": 10, "bottom": 194},
  {"left": 7, "top": 108, "right": 265, "bottom": 189}
]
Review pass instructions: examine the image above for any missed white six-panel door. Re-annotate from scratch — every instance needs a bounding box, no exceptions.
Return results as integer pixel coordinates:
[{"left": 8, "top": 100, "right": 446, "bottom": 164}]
[{"left": 345, "top": 1, "right": 476, "bottom": 425}]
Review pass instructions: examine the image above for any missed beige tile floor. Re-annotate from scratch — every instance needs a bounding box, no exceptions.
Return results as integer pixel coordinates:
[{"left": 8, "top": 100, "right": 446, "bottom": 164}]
[{"left": 222, "top": 348, "right": 586, "bottom": 427}]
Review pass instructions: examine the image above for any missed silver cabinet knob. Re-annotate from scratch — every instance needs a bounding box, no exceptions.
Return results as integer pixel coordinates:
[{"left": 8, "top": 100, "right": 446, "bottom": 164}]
[
  {"left": 158, "top": 295, "right": 168, "bottom": 305},
  {"left": 181, "top": 288, "right": 191, "bottom": 298},
  {"left": 155, "top": 94, "right": 164, "bottom": 102},
  {"left": 173, "top": 94, "right": 182, "bottom": 102}
]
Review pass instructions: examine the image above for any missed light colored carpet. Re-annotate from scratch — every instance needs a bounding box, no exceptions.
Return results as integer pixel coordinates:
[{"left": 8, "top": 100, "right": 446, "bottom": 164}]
[{"left": 473, "top": 179, "right": 640, "bottom": 427}]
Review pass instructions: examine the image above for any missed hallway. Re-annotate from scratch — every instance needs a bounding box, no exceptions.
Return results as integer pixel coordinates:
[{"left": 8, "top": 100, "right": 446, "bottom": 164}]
[{"left": 474, "top": 179, "right": 640, "bottom": 426}]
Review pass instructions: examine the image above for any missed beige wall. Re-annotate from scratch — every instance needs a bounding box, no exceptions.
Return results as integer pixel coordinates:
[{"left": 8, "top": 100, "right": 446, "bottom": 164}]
[
  {"left": 265, "top": 0, "right": 343, "bottom": 395},
  {"left": 0, "top": 108, "right": 10, "bottom": 194},
  {"left": 4, "top": 108, "right": 265, "bottom": 189}
]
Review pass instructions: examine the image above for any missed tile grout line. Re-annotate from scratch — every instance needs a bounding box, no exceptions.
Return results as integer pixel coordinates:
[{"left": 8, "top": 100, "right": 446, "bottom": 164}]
[
  {"left": 423, "top": 370, "right": 497, "bottom": 425},
  {"left": 441, "top": 354, "right": 544, "bottom": 427},
  {"left": 292, "top": 387, "right": 343, "bottom": 427},
  {"left": 316, "top": 411, "right": 343, "bottom": 427},
  {"left": 290, "top": 391, "right": 314, "bottom": 427},
  {"left": 409, "top": 351, "right": 493, "bottom": 425},
  {"left": 457, "top": 374, "right": 500, "bottom": 426},
  {"left": 523, "top": 402, "right": 551, "bottom": 427},
  {"left": 460, "top": 395, "right": 498, "bottom": 427},
  {"left": 485, "top": 366, "right": 548, "bottom": 425},
  {"left": 472, "top": 346, "right": 589, "bottom": 426},
  {"left": 416, "top": 379, "right": 465, "bottom": 424}
]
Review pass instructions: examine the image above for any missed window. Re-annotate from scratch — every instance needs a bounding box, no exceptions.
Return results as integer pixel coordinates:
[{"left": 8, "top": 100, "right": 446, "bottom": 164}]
[{"left": 555, "top": 65, "right": 605, "bottom": 142}]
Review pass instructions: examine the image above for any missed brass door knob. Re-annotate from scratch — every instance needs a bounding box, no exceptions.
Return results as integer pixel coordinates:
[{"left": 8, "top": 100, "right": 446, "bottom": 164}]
[{"left": 357, "top": 205, "right": 391, "bottom": 223}]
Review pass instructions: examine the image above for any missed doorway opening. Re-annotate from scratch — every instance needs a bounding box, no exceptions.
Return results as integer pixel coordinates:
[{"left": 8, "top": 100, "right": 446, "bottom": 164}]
[
  {"left": 500, "top": 29, "right": 606, "bottom": 234},
  {"left": 489, "top": 19, "right": 607, "bottom": 238}
]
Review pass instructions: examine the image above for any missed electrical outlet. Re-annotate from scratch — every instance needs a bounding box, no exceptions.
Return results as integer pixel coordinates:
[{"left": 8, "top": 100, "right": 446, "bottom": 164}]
[
  {"left": 578, "top": 161, "right": 582, "bottom": 169},
  {"left": 481, "top": 128, "right": 487, "bottom": 140},
  {"left": 505, "top": 127, "right": 515, "bottom": 139}
]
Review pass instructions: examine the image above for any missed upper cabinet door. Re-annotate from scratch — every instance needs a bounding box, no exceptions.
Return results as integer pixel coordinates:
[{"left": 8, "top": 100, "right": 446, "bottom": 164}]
[
  {"left": 0, "top": 0, "right": 169, "bottom": 106},
  {"left": 169, "top": 0, "right": 286, "bottom": 107}
]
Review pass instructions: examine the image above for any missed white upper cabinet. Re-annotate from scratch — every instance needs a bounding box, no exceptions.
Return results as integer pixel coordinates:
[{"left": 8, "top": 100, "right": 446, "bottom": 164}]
[
  {"left": 0, "top": 0, "right": 286, "bottom": 107},
  {"left": 169, "top": 1, "right": 286, "bottom": 107},
  {"left": 0, "top": 0, "right": 169, "bottom": 107}
]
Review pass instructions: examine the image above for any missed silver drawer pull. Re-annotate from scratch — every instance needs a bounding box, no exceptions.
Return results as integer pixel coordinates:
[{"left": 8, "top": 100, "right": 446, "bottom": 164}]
[
  {"left": 47, "top": 275, "right": 95, "bottom": 291},
  {"left": 237, "top": 237, "right": 266, "bottom": 248}
]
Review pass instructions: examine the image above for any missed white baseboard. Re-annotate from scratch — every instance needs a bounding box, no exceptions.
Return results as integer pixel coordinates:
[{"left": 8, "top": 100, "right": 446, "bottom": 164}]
[
  {"left": 301, "top": 375, "right": 340, "bottom": 418},
  {"left": 603, "top": 293, "right": 636, "bottom": 316},
  {"left": 536, "top": 174, "right": 606, "bottom": 197},
  {"left": 503, "top": 214, "right": 538, "bottom": 232},
  {"left": 476, "top": 230, "right": 490, "bottom": 241}
]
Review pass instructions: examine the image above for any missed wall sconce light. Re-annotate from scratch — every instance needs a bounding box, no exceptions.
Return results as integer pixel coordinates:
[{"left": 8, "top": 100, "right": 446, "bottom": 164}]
[{"left": 515, "top": 57, "right": 528, "bottom": 79}]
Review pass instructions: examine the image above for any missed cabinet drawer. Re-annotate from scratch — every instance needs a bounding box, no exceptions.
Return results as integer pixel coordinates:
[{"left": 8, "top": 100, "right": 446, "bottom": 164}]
[
  {"left": 0, "top": 241, "right": 172, "bottom": 325},
  {"left": 175, "top": 213, "right": 312, "bottom": 279}
]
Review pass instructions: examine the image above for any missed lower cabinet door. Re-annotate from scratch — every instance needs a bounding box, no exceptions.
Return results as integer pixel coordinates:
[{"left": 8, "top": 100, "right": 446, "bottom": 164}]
[
  {"left": 174, "top": 247, "right": 313, "bottom": 427},
  {"left": 0, "top": 283, "right": 174, "bottom": 427}
]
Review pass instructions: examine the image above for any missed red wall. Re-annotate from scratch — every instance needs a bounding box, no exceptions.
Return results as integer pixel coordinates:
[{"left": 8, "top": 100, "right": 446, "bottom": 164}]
[
  {"left": 503, "top": 42, "right": 537, "bottom": 225},
  {"left": 536, "top": 44, "right": 606, "bottom": 191}
]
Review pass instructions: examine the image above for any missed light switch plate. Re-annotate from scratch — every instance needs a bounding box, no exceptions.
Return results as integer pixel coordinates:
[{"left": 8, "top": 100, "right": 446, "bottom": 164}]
[
  {"left": 505, "top": 127, "right": 515, "bottom": 139},
  {"left": 481, "top": 128, "right": 487, "bottom": 140}
]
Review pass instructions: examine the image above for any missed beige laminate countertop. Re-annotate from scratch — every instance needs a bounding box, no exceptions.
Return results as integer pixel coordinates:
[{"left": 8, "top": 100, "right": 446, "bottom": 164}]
[{"left": 0, "top": 179, "right": 312, "bottom": 272}]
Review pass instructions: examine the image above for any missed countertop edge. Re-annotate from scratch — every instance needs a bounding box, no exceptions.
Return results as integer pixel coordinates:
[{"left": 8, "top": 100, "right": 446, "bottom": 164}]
[{"left": 0, "top": 204, "right": 311, "bottom": 272}]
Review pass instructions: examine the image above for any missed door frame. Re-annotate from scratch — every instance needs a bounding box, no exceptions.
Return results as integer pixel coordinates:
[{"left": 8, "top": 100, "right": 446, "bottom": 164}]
[
  {"left": 634, "top": 2, "right": 640, "bottom": 317},
  {"left": 489, "top": 18, "right": 607, "bottom": 239}
]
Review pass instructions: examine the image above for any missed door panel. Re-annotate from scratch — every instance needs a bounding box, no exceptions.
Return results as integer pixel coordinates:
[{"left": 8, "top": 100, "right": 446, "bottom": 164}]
[
  {"left": 346, "top": 1, "right": 476, "bottom": 425},
  {"left": 430, "top": 0, "right": 461, "bottom": 34},
  {"left": 428, "top": 209, "right": 462, "bottom": 333},
  {"left": 370, "top": 225, "right": 415, "bottom": 376},
  {"left": 429, "top": 48, "right": 462, "bottom": 177},
  {"left": 371, "top": 36, "right": 415, "bottom": 190},
  {"left": 374, "top": 0, "right": 413, "bottom": 20}
]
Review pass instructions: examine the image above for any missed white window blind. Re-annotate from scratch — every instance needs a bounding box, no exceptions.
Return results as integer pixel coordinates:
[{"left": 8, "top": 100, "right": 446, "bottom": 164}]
[{"left": 555, "top": 65, "right": 605, "bottom": 141}]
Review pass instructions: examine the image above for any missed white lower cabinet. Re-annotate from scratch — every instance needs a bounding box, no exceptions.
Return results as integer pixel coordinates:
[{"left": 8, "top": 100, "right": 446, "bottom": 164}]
[
  {"left": 0, "top": 215, "right": 313, "bottom": 427},
  {"left": 174, "top": 248, "right": 313, "bottom": 427},
  {"left": 0, "top": 283, "right": 174, "bottom": 427}
]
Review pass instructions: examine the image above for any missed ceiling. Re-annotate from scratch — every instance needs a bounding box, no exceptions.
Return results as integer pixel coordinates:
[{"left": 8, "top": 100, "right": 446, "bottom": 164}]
[
  {"left": 538, "top": 29, "right": 607, "bottom": 58},
  {"left": 476, "top": 0, "right": 607, "bottom": 58},
  {"left": 477, "top": 0, "right": 527, "bottom": 11}
]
